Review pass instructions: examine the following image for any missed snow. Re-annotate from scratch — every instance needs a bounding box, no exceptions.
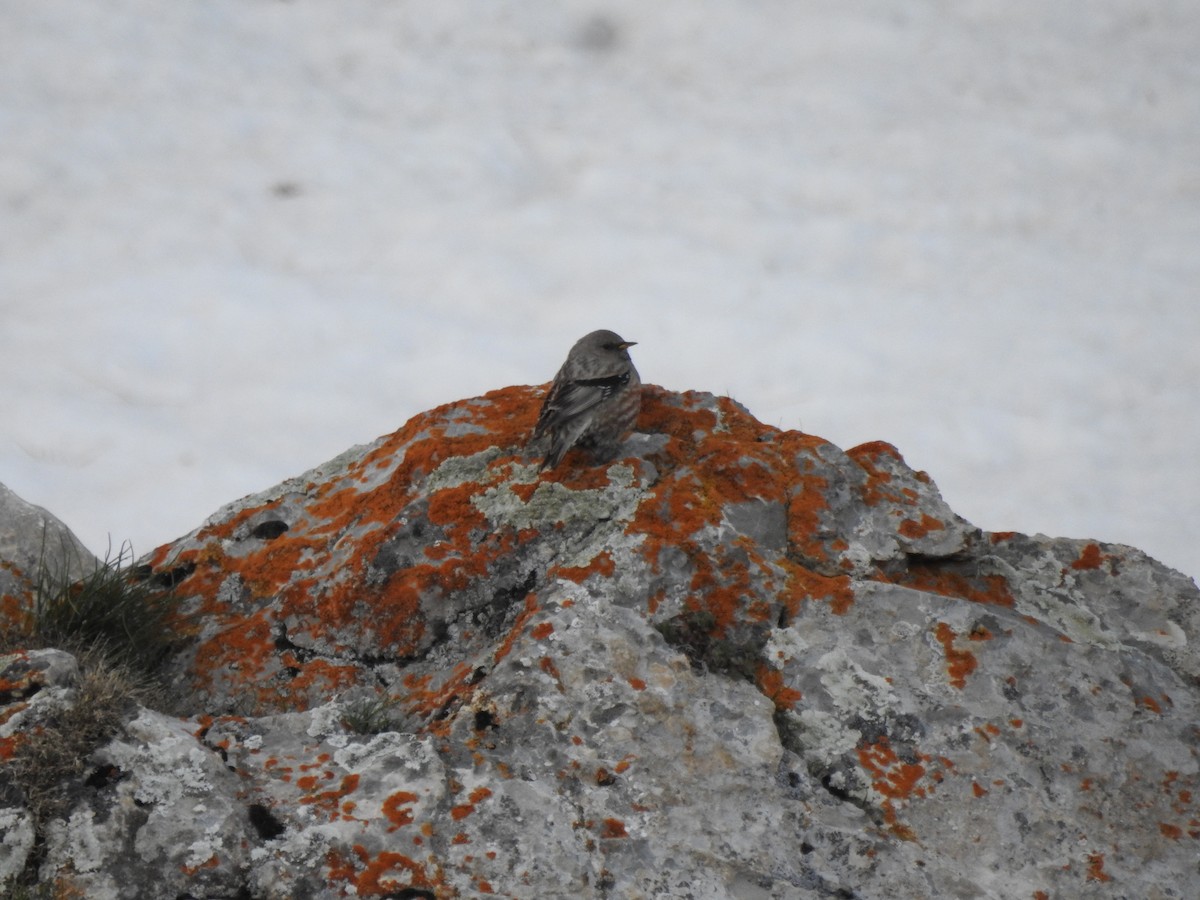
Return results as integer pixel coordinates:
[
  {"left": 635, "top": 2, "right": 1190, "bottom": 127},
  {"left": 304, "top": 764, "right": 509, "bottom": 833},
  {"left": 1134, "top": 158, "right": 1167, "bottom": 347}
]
[{"left": 2, "top": 1, "right": 1197, "bottom": 580}]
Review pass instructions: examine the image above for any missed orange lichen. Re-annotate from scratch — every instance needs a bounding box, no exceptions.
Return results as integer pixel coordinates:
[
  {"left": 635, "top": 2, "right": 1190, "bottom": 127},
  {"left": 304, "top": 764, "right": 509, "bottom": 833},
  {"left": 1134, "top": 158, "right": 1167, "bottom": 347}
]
[
  {"left": 400, "top": 661, "right": 477, "bottom": 735},
  {"left": 450, "top": 786, "right": 493, "bottom": 821},
  {"left": 530, "top": 622, "right": 555, "bottom": 640},
  {"left": 1071, "top": 543, "right": 1110, "bottom": 571},
  {"left": 783, "top": 560, "right": 855, "bottom": 616},
  {"left": 1136, "top": 695, "right": 1164, "bottom": 714},
  {"left": 382, "top": 791, "right": 420, "bottom": 829},
  {"left": 296, "top": 773, "right": 329, "bottom": 791},
  {"left": 508, "top": 482, "right": 540, "bottom": 504},
  {"left": 286, "top": 659, "right": 360, "bottom": 699},
  {"left": 858, "top": 739, "right": 928, "bottom": 801},
  {"left": 846, "top": 442, "right": 898, "bottom": 494},
  {"left": 181, "top": 853, "right": 219, "bottom": 876},
  {"left": 301, "top": 774, "right": 361, "bottom": 819},
  {"left": 933, "top": 622, "right": 978, "bottom": 689},
  {"left": 142, "top": 387, "right": 559, "bottom": 715},
  {"left": 0, "top": 735, "right": 21, "bottom": 761},
  {"left": 1085, "top": 852, "right": 1112, "bottom": 883},
  {"left": 846, "top": 442, "right": 927, "bottom": 511},
  {"left": 600, "top": 818, "right": 628, "bottom": 839},
  {"left": 756, "top": 665, "right": 803, "bottom": 711},
  {"left": 974, "top": 723, "right": 1001, "bottom": 743},
  {"left": 627, "top": 677, "right": 646, "bottom": 691},
  {"left": 351, "top": 848, "right": 439, "bottom": 896},
  {"left": 636, "top": 387, "right": 719, "bottom": 445},
  {"left": 624, "top": 396, "right": 849, "bottom": 637},
  {"left": 684, "top": 548, "right": 760, "bottom": 633},
  {"left": 898, "top": 513, "right": 947, "bottom": 539},
  {"left": 887, "top": 566, "right": 1015, "bottom": 608},
  {"left": 0, "top": 569, "right": 33, "bottom": 629},
  {"left": 552, "top": 551, "right": 616, "bottom": 583},
  {"left": 783, "top": 448, "right": 836, "bottom": 566},
  {"left": 856, "top": 738, "right": 937, "bottom": 841},
  {"left": 492, "top": 595, "right": 540, "bottom": 665}
]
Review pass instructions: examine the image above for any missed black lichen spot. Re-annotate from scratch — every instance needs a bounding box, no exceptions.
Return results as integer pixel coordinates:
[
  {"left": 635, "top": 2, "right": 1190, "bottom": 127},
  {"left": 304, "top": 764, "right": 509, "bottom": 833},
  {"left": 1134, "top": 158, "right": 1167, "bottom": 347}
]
[
  {"left": 655, "top": 610, "right": 766, "bottom": 681},
  {"left": 251, "top": 520, "right": 289, "bottom": 541},
  {"left": 134, "top": 561, "right": 196, "bottom": 590},
  {"left": 388, "top": 890, "right": 437, "bottom": 900},
  {"left": 473, "top": 710, "right": 498, "bottom": 732},
  {"left": 0, "top": 681, "right": 39, "bottom": 706},
  {"left": 472, "top": 569, "right": 538, "bottom": 638},
  {"left": 820, "top": 773, "right": 854, "bottom": 804},
  {"left": 247, "top": 802, "right": 286, "bottom": 840},
  {"left": 85, "top": 764, "right": 124, "bottom": 790}
]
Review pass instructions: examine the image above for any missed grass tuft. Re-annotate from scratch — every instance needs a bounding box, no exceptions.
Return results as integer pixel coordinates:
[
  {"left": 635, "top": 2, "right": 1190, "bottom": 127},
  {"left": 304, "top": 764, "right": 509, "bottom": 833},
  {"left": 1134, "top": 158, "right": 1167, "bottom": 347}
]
[
  {"left": 341, "top": 694, "right": 403, "bottom": 735},
  {"left": 2, "top": 646, "right": 163, "bottom": 893},
  {"left": 20, "top": 537, "right": 179, "bottom": 678},
  {"left": 7, "top": 650, "right": 155, "bottom": 824},
  {"left": 0, "top": 534, "right": 183, "bottom": 892}
]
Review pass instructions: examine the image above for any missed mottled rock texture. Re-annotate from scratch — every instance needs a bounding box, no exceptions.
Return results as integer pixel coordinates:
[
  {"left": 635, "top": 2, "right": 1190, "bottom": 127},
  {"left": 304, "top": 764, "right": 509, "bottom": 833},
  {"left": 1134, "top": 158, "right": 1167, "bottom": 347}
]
[
  {"left": 0, "top": 481, "right": 99, "bottom": 620},
  {"left": 2, "top": 386, "right": 1198, "bottom": 898}
]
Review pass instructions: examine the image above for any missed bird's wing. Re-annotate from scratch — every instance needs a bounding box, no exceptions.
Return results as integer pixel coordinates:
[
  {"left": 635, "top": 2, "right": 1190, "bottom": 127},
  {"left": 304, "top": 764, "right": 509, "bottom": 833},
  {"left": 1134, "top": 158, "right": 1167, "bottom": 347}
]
[{"left": 533, "top": 372, "right": 630, "bottom": 438}]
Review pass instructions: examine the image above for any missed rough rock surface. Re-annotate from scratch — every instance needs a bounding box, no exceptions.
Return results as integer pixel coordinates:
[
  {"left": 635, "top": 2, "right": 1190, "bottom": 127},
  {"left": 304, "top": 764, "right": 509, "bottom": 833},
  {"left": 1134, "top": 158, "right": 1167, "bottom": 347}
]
[
  {"left": 2, "top": 386, "right": 1197, "bottom": 898},
  {"left": 0, "top": 482, "right": 100, "bottom": 621}
]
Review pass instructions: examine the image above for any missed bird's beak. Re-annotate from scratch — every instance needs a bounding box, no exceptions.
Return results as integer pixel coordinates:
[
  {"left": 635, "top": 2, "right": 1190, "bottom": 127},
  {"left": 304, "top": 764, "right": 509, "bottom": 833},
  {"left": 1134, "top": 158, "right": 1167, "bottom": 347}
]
[{"left": 619, "top": 341, "right": 637, "bottom": 349}]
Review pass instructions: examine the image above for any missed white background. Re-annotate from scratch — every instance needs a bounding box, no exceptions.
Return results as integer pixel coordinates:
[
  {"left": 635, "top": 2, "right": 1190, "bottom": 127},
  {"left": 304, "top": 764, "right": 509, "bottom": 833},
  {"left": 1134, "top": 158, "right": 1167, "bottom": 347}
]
[{"left": 3, "top": 1, "right": 1197, "bottom": 580}]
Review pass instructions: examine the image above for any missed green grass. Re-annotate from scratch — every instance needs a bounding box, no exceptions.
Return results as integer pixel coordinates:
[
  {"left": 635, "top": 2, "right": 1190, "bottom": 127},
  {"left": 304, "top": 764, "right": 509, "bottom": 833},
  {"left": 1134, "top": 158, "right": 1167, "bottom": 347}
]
[{"left": 23, "top": 537, "right": 179, "bottom": 678}]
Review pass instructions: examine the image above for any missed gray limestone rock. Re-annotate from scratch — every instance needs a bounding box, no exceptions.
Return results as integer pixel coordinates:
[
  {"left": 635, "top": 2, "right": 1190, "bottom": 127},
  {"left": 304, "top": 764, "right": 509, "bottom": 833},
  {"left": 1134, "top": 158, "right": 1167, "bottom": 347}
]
[
  {"left": 1, "top": 388, "right": 1196, "bottom": 898},
  {"left": 0, "top": 481, "right": 99, "bottom": 611}
]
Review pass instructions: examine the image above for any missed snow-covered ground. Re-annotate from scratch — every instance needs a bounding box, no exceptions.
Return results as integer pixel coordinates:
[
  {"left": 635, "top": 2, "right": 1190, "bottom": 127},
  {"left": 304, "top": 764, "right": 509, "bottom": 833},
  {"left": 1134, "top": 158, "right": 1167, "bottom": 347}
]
[{"left": 3, "top": 1, "right": 1198, "bottom": 580}]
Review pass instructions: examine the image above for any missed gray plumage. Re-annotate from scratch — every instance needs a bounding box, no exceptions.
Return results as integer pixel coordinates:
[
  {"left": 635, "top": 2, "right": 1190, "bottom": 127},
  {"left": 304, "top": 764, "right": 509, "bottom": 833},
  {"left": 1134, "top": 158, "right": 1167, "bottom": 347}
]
[{"left": 533, "top": 329, "right": 642, "bottom": 470}]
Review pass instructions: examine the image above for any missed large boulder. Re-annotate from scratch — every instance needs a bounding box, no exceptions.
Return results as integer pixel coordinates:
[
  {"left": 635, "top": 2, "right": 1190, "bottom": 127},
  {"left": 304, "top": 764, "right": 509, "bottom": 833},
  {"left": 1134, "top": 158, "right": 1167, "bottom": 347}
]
[{"left": 3, "top": 386, "right": 1197, "bottom": 898}]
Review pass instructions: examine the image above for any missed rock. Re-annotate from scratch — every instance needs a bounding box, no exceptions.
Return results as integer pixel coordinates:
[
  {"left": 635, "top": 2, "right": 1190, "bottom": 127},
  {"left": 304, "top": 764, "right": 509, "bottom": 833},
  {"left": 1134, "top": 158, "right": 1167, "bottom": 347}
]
[
  {"left": 0, "top": 482, "right": 100, "bottom": 622},
  {"left": 0, "top": 648, "right": 81, "bottom": 886},
  {"left": 2, "top": 386, "right": 1197, "bottom": 898}
]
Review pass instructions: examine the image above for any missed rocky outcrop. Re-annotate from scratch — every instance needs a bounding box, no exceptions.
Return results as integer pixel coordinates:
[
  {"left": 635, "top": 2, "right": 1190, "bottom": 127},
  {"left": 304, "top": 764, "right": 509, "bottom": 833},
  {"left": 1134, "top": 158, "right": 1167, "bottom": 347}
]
[
  {"left": 0, "top": 482, "right": 99, "bottom": 622},
  {"left": 2, "top": 386, "right": 1197, "bottom": 898}
]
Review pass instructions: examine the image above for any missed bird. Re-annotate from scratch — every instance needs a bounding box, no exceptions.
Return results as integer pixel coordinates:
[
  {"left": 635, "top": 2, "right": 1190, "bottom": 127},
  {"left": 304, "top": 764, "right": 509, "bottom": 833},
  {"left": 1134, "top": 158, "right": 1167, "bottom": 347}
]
[{"left": 532, "top": 329, "right": 642, "bottom": 470}]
